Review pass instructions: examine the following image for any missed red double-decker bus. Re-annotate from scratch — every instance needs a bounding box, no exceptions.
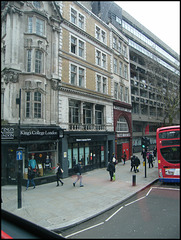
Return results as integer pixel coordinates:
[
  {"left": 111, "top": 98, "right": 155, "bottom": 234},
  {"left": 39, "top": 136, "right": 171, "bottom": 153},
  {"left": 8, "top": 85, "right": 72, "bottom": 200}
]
[{"left": 156, "top": 125, "right": 180, "bottom": 183}]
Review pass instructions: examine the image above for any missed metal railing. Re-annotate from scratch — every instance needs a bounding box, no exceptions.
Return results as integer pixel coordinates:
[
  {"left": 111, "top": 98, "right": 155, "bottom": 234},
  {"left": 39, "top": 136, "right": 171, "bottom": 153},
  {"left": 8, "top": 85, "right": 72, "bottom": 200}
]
[{"left": 69, "top": 123, "right": 106, "bottom": 131}]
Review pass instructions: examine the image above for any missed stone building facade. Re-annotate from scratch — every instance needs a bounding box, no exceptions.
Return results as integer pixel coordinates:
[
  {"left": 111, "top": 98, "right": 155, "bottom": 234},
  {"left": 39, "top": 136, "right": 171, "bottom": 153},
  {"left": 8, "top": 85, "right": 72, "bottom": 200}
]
[
  {"left": 1, "top": 1, "right": 64, "bottom": 185},
  {"left": 1, "top": 1, "right": 132, "bottom": 185}
]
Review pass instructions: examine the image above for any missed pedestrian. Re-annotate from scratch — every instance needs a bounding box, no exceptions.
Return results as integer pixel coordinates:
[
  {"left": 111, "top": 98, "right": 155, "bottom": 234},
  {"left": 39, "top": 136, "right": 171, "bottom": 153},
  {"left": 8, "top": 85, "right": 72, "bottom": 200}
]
[
  {"left": 73, "top": 160, "right": 84, "bottom": 187},
  {"left": 148, "top": 152, "right": 154, "bottom": 168},
  {"left": 141, "top": 148, "right": 147, "bottom": 162},
  {"left": 55, "top": 163, "right": 64, "bottom": 186},
  {"left": 134, "top": 156, "right": 141, "bottom": 173},
  {"left": 107, "top": 160, "right": 115, "bottom": 181},
  {"left": 26, "top": 166, "right": 35, "bottom": 190},
  {"left": 153, "top": 147, "right": 157, "bottom": 159},
  {"left": 122, "top": 151, "right": 127, "bottom": 164},
  {"left": 111, "top": 153, "right": 117, "bottom": 166},
  {"left": 130, "top": 155, "right": 136, "bottom": 172},
  {"left": 28, "top": 153, "right": 37, "bottom": 176}
]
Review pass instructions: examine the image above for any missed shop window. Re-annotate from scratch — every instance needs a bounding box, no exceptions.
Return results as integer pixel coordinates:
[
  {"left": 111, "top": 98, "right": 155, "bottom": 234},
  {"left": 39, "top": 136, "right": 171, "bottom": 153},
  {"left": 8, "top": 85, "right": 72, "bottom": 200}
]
[
  {"left": 85, "top": 146, "right": 89, "bottom": 165},
  {"left": 73, "top": 147, "right": 78, "bottom": 165},
  {"left": 68, "top": 148, "right": 72, "bottom": 169},
  {"left": 25, "top": 143, "right": 58, "bottom": 178},
  {"left": 79, "top": 147, "right": 84, "bottom": 165},
  {"left": 68, "top": 143, "right": 91, "bottom": 169}
]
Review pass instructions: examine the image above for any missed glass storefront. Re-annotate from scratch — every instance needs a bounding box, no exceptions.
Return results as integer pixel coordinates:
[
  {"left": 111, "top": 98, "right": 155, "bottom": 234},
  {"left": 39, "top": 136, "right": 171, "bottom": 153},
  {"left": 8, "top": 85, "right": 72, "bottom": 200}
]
[
  {"left": 24, "top": 142, "right": 58, "bottom": 179},
  {"left": 1, "top": 125, "right": 63, "bottom": 185},
  {"left": 68, "top": 140, "right": 106, "bottom": 170}
]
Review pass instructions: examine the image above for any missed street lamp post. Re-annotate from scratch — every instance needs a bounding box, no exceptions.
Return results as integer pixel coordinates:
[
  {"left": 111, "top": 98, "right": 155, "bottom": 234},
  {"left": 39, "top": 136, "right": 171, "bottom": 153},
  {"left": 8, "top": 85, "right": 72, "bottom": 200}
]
[
  {"left": 142, "top": 137, "right": 149, "bottom": 178},
  {"left": 16, "top": 89, "right": 22, "bottom": 209}
]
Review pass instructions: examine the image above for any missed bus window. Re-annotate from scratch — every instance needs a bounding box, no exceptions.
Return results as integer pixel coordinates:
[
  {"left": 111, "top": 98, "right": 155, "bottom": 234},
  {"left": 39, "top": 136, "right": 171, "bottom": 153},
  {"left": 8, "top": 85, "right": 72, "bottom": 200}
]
[{"left": 160, "top": 147, "right": 180, "bottom": 164}]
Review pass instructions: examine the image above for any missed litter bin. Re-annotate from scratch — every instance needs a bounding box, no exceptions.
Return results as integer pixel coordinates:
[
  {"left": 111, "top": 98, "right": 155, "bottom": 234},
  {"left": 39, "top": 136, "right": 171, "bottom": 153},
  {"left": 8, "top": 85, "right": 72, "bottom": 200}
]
[{"left": 132, "top": 175, "right": 136, "bottom": 186}]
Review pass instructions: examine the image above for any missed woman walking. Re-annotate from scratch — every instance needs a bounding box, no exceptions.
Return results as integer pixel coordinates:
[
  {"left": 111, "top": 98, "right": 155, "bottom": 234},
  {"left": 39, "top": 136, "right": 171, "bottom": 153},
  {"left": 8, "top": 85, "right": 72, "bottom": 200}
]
[{"left": 55, "top": 163, "right": 64, "bottom": 186}]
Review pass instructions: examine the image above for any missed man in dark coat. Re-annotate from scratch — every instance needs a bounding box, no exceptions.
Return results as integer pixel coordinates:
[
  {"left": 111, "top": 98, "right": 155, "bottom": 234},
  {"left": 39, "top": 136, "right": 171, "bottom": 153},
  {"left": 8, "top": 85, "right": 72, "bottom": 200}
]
[
  {"left": 130, "top": 155, "right": 136, "bottom": 172},
  {"left": 107, "top": 161, "right": 115, "bottom": 181},
  {"left": 134, "top": 156, "right": 140, "bottom": 173},
  {"left": 148, "top": 152, "right": 154, "bottom": 168}
]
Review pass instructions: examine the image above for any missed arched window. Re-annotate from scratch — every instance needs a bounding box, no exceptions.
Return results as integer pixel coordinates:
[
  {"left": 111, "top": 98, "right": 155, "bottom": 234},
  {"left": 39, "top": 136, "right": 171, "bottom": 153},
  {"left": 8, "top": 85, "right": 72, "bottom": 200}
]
[{"left": 116, "top": 116, "right": 129, "bottom": 132}]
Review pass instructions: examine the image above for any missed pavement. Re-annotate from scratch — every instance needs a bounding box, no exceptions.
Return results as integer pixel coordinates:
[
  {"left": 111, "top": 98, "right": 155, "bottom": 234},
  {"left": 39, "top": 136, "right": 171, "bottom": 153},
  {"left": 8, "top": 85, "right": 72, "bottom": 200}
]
[{"left": 1, "top": 152, "right": 158, "bottom": 232}]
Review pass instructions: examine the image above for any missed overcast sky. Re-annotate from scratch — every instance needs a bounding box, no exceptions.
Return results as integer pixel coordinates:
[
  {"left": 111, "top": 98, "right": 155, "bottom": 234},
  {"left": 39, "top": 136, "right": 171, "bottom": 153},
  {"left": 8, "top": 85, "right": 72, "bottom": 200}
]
[{"left": 115, "top": 1, "right": 180, "bottom": 55}]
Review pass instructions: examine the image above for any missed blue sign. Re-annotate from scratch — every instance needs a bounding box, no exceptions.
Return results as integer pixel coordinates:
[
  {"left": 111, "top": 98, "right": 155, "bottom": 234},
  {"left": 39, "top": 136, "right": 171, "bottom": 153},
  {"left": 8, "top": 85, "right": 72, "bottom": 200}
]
[{"left": 16, "top": 150, "right": 23, "bottom": 160}]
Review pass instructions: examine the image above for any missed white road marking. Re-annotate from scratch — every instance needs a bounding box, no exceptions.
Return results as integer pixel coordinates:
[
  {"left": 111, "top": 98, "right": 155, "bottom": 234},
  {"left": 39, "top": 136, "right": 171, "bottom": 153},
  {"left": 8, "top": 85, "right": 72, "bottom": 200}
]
[
  {"left": 64, "top": 222, "right": 104, "bottom": 238},
  {"left": 105, "top": 206, "right": 124, "bottom": 222},
  {"left": 125, "top": 196, "right": 146, "bottom": 206},
  {"left": 63, "top": 186, "right": 179, "bottom": 238}
]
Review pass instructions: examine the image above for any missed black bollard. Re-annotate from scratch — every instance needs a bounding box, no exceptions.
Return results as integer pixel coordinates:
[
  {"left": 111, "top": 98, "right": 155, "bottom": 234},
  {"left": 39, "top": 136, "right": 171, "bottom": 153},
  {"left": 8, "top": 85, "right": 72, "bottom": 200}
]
[{"left": 132, "top": 175, "right": 136, "bottom": 186}]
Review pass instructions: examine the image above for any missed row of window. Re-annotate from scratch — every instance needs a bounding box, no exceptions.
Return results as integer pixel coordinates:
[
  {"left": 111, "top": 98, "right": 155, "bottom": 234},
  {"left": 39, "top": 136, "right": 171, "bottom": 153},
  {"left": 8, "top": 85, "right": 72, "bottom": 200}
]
[
  {"left": 113, "top": 36, "right": 128, "bottom": 58},
  {"left": 26, "top": 45, "right": 128, "bottom": 87},
  {"left": 69, "top": 99, "right": 129, "bottom": 132},
  {"left": 70, "top": 34, "right": 128, "bottom": 79},
  {"left": 122, "top": 20, "right": 179, "bottom": 67},
  {"left": 129, "top": 39, "right": 178, "bottom": 74},
  {"left": 132, "top": 102, "right": 164, "bottom": 116},
  {"left": 114, "top": 83, "right": 129, "bottom": 103},
  {"left": 71, "top": 7, "right": 107, "bottom": 45},
  {"left": 69, "top": 100, "right": 104, "bottom": 126},
  {"left": 70, "top": 63, "right": 108, "bottom": 94},
  {"left": 113, "top": 58, "right": 128, "bottom": 79},
  {"left": 23, "top": 93, "right": 129, "bottom": 133}
]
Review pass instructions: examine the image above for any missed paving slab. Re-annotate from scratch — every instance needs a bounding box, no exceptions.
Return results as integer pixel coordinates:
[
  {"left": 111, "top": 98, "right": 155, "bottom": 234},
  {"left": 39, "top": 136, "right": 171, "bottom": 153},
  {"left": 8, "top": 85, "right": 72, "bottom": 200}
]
[{"left": 1, "top": 152, "right": 158, "bottom": 231}]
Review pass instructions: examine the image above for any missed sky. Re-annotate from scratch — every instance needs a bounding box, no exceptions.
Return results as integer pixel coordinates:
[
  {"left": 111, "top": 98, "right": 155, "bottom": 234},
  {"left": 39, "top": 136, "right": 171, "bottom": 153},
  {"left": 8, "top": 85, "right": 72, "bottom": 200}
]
[{"left": 115, "top": 1, "right": 180, "bottom": 55}]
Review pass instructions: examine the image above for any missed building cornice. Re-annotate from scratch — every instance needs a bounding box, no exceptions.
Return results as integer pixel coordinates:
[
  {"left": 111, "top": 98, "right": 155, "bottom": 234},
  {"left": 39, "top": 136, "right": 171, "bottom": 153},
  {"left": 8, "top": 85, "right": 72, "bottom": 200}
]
[{"left": 59, "top": 83, "right": 113, "bottom": 102}]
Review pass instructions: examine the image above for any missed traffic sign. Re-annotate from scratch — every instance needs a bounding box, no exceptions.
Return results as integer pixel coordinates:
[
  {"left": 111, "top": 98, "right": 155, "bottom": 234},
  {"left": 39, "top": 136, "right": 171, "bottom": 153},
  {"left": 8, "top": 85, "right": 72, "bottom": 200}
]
[{"left": 16, "top": 150, "right": 23, "bottom": 160}]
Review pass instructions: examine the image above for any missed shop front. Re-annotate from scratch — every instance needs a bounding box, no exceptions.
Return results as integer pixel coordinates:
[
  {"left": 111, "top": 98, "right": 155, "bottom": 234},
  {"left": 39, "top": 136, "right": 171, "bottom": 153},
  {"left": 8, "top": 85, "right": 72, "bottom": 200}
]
[
  {"left": 65, "top": 131, "right": 115, "bottom": 174},
  {"left": 1, "top": 125, "right": 64, "bottom": 185},
  {"left": 113, "top": 102, "right": 132, "bottom": 162}
]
